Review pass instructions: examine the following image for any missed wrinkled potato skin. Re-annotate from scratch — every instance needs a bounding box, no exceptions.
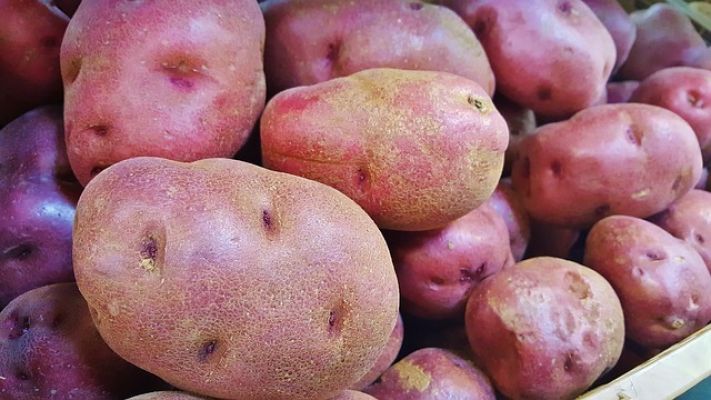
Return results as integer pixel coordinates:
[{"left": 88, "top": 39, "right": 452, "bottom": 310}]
[
  {"left": 585, "top": 216, "right": 711, "bottom": 349},
  {"left": 262, "top": 0, "right": 495, "bottom": 95},
  {"left": 465, "top": 257, "right": 624, "bottom": 400},
  {"left": 0, "top": 107, "right": 81, "bottom": 308},
  {"left": 365, "top": 348, "right": 495, "bottom": 400},
  {"left": 61, "top": 0, "right": 266, "bottom": 185},
  {"left": 443, "top": 0, "right": 615, "bottom": 118},
  {"left": 128, "top": 392, "right": 211, "bottom": 400},
  {"left": 0, "top": 1, "right": 69, "bottom": 126},
  {"left": 0, "top": 284, "right": 162, "bottom": 400},
  {"left": 261, "top": 68, "right": 508, "bottom": 231},
  {"left": 631, "top": 67, "right": 711, "bottom": 161},
  {"left": 330, "top": 390, "right": 377, "bottom": 400},
  {"left": 487, "top": 180, "right": 530, "bottom": 261},
  {"left": 606, "top": 81, "right": 639, "bottom": 104},
  {"left": 511, "top": 104, "right": 702, "bottom": 228},
  {"left": 351, "top": 314, "right": 404, "bottom": 390},
  {"left": 73, "top": 157, "right": 399, "bottom": 400},
  {"left": 653, "top": 190, "right": 711, "bottom": 274},
  {"left": 581, "top": 0, "right": 636, "bottom": 71}
]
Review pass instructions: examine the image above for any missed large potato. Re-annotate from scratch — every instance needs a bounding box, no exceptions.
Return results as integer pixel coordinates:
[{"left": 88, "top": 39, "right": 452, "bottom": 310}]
[
  {"left": 0, "top": 284, "right": 162, "bottom": 400},
  {"left": 466, "top": 257, "right": 624, "bottom": 400},
  {"left": 443, "top": 0, "right": 615, "bottom": 119},
  {"left": 486, "top": 179, "right": 530, "bottom": 261},
  {"left": 262, "top": 0, "right": 495, "bottom": 95},
  {"left": 581, "top": 0, "right": 636, "bottom": 71},
  {"left": 0, "top": 107, "right": 81, "bottom": 308},
  {"left": 631, "top": 67, "right": 711, "bottom": 161},
  {"left": 511, "top": 104, "right": 703, "bottom": 228},
  {"left": 365, "top": 348, "right": 495, "bottom": 400},
  {"left": 351, "top": 314, "right": 404, "bottom": 390},
  {"left": 387, "top": 203, "right": 510, "bottom": 320},
  {"left": 61, "top": 0, "right": 266, "bottom": 185},
  {"left": 0, "top": 1, "right": 70, "bottom": 126},
  {"left": 261, "top": 68, "right": 508, "bottom": 231},
  {"left": 72, "top": 157, "right": 399, "bottom": 400},
  {"left": 585, "top": 216, "right": 711, "bottom": 349}
]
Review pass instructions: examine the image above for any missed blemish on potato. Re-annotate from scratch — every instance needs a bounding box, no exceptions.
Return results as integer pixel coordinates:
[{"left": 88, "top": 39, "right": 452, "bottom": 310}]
[
  {"left": 645, "top": 250, "right": 666, "bottom": 261},
  {"left": 550, "top": 161, "right": 562, "bottom": 178},
  {"left": 564, "top": 271, "right": 591, "bottom": 300},
  {"left": 198, "top": 340, "right": 218, "bottom": 362},
  {"left": 672, "top": 174, "right": 684, "bottom": 192},
  {"left": 15, "top": 371, "right": 30, "bottom": 381},
  {"left": 625, "top": 126, "right": 642, "bottom": 146},
  {"left": 4, "top": 243, "right": 34, "bottom": 260},
  {"left": 687, "top": 90, "right": 704, "bottom": 108},
  {"left": 563, "top": 351, "right": 579, "bottom": 372},
  {"left": 327, "top": 301, "right": 348, "bottom": 336},
  {"left": 65, "top": 58, "right": 82, "bottom": 84},
  {"left": 557, "top": 1, "right": 573, "bottom": 15},
  {"left": 392, "top": 360, "right": 431, "bottom": 392},
  {"left": 631, "top": 188, "right": 650, "bottom": 200},
  {"left": 88, "top": 124, "right": 109, "bottom": 137},
  {"left": 467, "top": 95, "right": 491, "bottom": 114},
  {"left": 537, "top": 86, "right": 553, "bottom": 101},
  {"left": 139, "top": 236, "right": 158, "bottom": 272},
  {"left": 409, "top": 2, "right": 423, "bottom": 11},
  {"left": 594, "top": 204, "right": 610, "bottom": 218}
]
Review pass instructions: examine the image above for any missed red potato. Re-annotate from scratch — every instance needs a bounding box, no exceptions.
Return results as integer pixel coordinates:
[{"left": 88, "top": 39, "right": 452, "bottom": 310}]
[
  {"left": 61, "top": 0, "right": 266, "bottom": 186},
  {"left": 72, "top": 157, "right": 400, "bottom": 400},
  {"left": 351, "top": 314, "right": 404, "bottom": 390},
  {"left": 619, "top": 4, "right": 710, "bottom": 81},
  {"left": 631, "top": 67, "right": 711, "bottom": 161},
  {"left": 365, "top": 348, "right": 495, "bottom": 400},
  {"left": 606, "top": 81, "right": 639, "bottom": 104},
  {"left": 585, "top": 216, "right": 711, "bottom": 349},
  {"left": 486, "top": 179, "right": 530, "bottom": 261},
  {"left": 466, "top": 257, "right": 624, "bottom": 400},
  {"left": 128, "top": 394, "right": 210, "bottom": 400},
  {"left": 330, "top": 391, "right": 377, "bottom": 400},
  {"left": 443, "top": 0, "right": 615, "bottom": 119},
  {"left": 496, "top": 95, "right": 537, "bottom": 176},
  {"left": 0, "top": 106, "right": 81, "bottom": 308},
  {"left": 653, "top": 190, "right": 711, "bottom": 274},
  {"left": 387, "top": 203, "right": 511, "bottom": 320},
  {"left": 0, "top": 284, "right": 162, "bottom": 400},
  {"left": 511, "top": 103, "right": 703, "bottom": 228},
  {"left": 261, "top": 68, "right": 509, "bottom": 231},
  {"left": 262, "top": 0, "right": 495, "bottom": 95},
  {"left": 0, "top": 1, "right": 70, "bottom": 126},
  {"left": 581, "top": 0, "right": 636, "bottom": 71}
]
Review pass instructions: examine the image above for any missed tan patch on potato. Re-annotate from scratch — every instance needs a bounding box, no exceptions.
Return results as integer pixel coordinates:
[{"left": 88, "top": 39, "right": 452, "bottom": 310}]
[{"left": 391, "top": 360, "right": 431, "bottom": 392}]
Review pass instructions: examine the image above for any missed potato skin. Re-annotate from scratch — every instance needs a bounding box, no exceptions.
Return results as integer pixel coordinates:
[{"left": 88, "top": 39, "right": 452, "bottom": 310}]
[
  {"left": 61, "top": 0, "right": 266, "bottom": 185},
  {"left": 631, "top": 67, "right": 711, "bottom": 161},
  {"left": 0, "top": 1, "right": 69, "bottom": 126},
  {"left": 351, "top": 314, "right": 404, "bottom": 390},
  {"left": 443, "top": 0, "right": 615, "bottom": 119},
  {"left": 585, "top": 216, "right": 711, "bottom": 349},
  {"left": 0, "top": 283, "right": 162, "bottom": 400},
  {"left": 606, "top": 81, "right": 639, "bottom": 104},
  {"left": 261, "top": 68, "right": 508, "bottom": 231},
  {"left": 581, "top": 0, "right": 636, "bottom": 71},
  {"left": 511, "top": 103, "right": 703, "bottom": 228},
  {"left": 128, "top": 392, "right": 211, "bottom": 400},
  {"left": 262, "top": 0, "right": 495, "bottom": 95},
  {"left": 72, "top": 157, "right": 399, "bottom": 400},
  {"left": 465, "top": 257, "right": 624, "bottom": 400},
  {"left": 0, "top": 107, "right": 81, "bottom": 308},
  {"left": 330, "top": 390, "right": 377, "bottom": 400},
  {"left": 365, "top": 348, "right": 495, "bottom": 400},
  {"left": 486, "top": 180, "right": 530, "bottom": 261}
]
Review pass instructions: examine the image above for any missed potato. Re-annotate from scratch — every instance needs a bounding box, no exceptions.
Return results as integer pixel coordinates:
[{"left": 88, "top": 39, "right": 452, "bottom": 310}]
[
  {"left": 443, "top": 0, "right": 615, "bottom": 119},
  {"left": 262, "top": 0, "right": 495, "bottom": 95},
  {"left": 496, "top": 95, "right": 536, "bottom": 176},
  {"left": 511, "top": 103, "right": 703, "bottom": 228},
  {"left": 72, "top": 157, "right": 399, "bottom": 400},
  {"left": 330, "top": 391, "right": 377, "bottom": 400},
  {"left": 261, "top": 68, "right": 508, "bottom": 231},
  {"left": 387, "top": 203, "right": 510, "bottom": 320},
  {"left": 585, "top": 216, "right": 711, "bottom": 349},
  {"left": 581, "top": 0, "right": 636, "bottom": 71},
  {"left": 351, "top": 314, "right": 404, "bottom": 390},
  {"left": 128, "top": 393, "right": 210, "bottom": 400},
  {"left": 466, "top": 257, "right": 624, "bottom": 400},
  {"left": 0, "top": 107, "right": 81, "bottom": 308},
  {"left": 0, "top": 283, "right": 162, "bottom": 400},
  {"left": 631, "top": 67, "right": 711, "bottom": 161},
  {"left": 61, "top": 0, "right": 266, "bottom": 185},
  {"left": 606, "top": 81, "right": 639, "bottom": 104},
  {"left": 486, "top": 179, "right": 530, "bottom": 261},
  {"left": 364, "top": 348, "right": 495, "bottom": 400},
  {"left": 0, "top": 1, "right": 69, "bottom": 126},
  {"left": 652, "top": 190, "right": 711, "bottom": 274},
  {"left": 618, "top": 4, "right": 710, "bottom": 81}
]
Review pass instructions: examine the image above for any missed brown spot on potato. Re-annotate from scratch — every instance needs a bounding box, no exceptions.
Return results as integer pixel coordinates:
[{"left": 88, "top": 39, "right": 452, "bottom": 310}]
[
  {"left": 663, "top": 317, "right": 685, "bottom": 330},
  {"left": 65, "top": 58, "right": 82, "bottom": 83},
  {"left": 15, "top": 371, "right": 30, "bottom": 381},
  {"left": 467, "top": 95, "right": 491, "bottom": 114},
  {"left": 551, "top": 160, "right": 562, "bottom": 178},
  {"left": 4, "top": 244, "right": 34, "bottom": 260},
  {"left": 688, "top": 90, "right": 704, "bottom": 108},
  {"left": 409, "top": 2, "right": 423, "bottom": 10},
  {"left": 393, "top": 360, "right": 431, "bottom": 392},
  {"left": 430, "top": 276, "right": 445, "bottom": 285},
  {"left": 473, "top": 7, "right": 497, "bottom": 37},
  {"left": 328, "top": 301, "right": 348, "bottom": 336},
  {"left": 594, "top": 204, "right": 610, "bottom": 218},
  {"left": 139, "top": 236, "right": 158, "bottom": 272},
  {"left": 356, "top": 168, "right": 368, "bottom": 190},
  {"left": 537, "top": 85, "right": 553, "bottom": 101},
  {"left": 198, "top": 340, "right": 218, "bottom": 362},
  {"left": 672, "top": 175, "right": 683, "bottom": 192},
  {"left": 558, "top": 0, "right": 573, "bottom": 14},
  {"left": 89, "top": 124, "right": 109, "bottom": 137},
  {"left": 41, "top": 36, "right": 59, "bottom": 48},
  {"left": 564, "top": 351, "right": 579, "bottom": 372},
  {"left": 695, "top": 232, "right": 705, "bottom": 244},
  {"left": 565, "top": 271, "right": 591, "bottom": 300},
  {"left": 262, "top": 210, "right": 273, "bottom": 230},
  {"left": 646, "top": 250, "right": 666, "bottom": 261},
  {"left": 326, "top": 42, "right": 341, "bottom": 63},
  {"left": 626, "top": 126, "right": 642, "bottom": 146}
]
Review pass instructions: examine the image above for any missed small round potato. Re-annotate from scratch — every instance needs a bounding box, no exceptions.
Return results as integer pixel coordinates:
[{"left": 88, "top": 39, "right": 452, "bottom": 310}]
[
  {"left": 351, "top": 314, "right": 404, "bottom": 390},
  {"left": 585, "top": 216, "right": 711, "bottom": 349}
]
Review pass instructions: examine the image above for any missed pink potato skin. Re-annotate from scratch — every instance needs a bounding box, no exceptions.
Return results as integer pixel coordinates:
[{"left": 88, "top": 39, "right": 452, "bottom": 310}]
[
  {"left": 585, "top": 216, "right": 711, "bottom": 349},
  {"left": 0, "top": 106, "right": 82, "bottom": 308},
  {"left": 330, "top": 391, "right": 377, "bottom": 400},
  {"left": 0, "top": 284, "right": 162, "bottom": 400},
  {"left": 0, "top": 1, "right": 70, "bottom": 127},
  {"left": 61, "top": 0, "right": 266, "bottom": 185},
  {"left": 365, "top": 348, "right": 496, "bottom": 400},
  {"left": 619, "top": 4, "right": 710, "bottom": 81},
  {"left": 631, "top": 67, "right": 711, "bottom": 161},
  {"left": 581, "top": 0, "right": 636, "bottom": 71},
  {"left": 443, "top": 0, "right": 615, "bottom": 119},
  {"left": 128, "top": 392, "right": 211, "bottom": 400},
  {"left": 262, "top": 0, "right": 495, "bottom": 95},
  {"left": 606, "top": 81, "right": 639, "bottom": 104},
  {"left": 261, "top": 68, "right": 509, "bottom": 231},
  {"left": 72, "top": 157, "right": 399, "bottom": 400},
  {"left": 351, "top": 314, "right": 404, "bottom": 390},
  {"left": 465, "top": 257, "right": 624, "bottom": 400},
  {"left": 653, "top": 190, "right": 711, "bottom": 274},
  {"left": 486, "top": 179, "right": 530, "bottom": 261},
  {"left": 511, "top": 103, "right": 703, "bottom": 228}
]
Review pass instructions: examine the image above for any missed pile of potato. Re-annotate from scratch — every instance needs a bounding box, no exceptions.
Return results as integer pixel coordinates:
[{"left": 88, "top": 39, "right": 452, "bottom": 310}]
[{"left": 1, "top": 1, "right": 711, "bottom": 399}]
